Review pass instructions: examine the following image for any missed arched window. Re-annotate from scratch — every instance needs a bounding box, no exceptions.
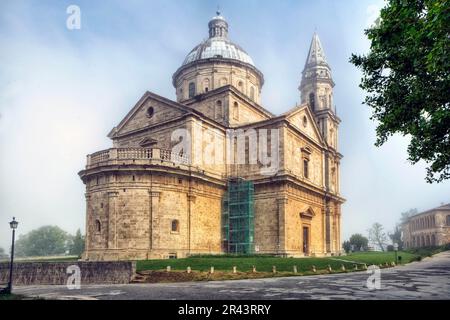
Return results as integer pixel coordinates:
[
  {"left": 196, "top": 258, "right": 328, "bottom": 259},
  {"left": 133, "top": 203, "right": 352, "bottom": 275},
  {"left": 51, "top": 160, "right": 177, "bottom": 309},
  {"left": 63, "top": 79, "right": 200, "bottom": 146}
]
[
  {"left": 216, "top": 100, "right": 223, "bottom": 119},
  {"left": 309, "top": 92, "right": 315, "bottom": 111},
  {"left": 233, "top": 102, "right": 239, "bottom": 120},
  {"left": 250, "top": 87, "right": 255, "bottom": 101},
  {"left": 171, "top": 220, "right": 179, "bottom": 232},
  {"left": 95, "top": 219, "right": 101, "bottom": 233},
  {"left": 203, "top": 79, "right": 210, "bottom": 93},
  {"left": 303, "top": 159, "right": 309, "bottom": 179},
  {"left": 188, "top": 82, "right": 196, "bottom": 98}
]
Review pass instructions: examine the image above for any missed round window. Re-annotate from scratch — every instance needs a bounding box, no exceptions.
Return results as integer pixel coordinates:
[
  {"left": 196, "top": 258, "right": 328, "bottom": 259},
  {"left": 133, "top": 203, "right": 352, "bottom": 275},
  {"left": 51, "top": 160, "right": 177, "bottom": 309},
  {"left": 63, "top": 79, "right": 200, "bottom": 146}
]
[{"left": 147, "top": 107, "right": 154, "bottom": 118}]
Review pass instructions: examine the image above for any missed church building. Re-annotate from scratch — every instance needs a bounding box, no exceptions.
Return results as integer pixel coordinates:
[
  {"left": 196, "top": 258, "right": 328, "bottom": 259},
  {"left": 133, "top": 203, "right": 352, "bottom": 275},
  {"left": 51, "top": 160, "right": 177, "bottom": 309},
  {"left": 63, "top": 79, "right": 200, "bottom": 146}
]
[{"left": 79, "top": 12, "right": 345, "bottom": 260}]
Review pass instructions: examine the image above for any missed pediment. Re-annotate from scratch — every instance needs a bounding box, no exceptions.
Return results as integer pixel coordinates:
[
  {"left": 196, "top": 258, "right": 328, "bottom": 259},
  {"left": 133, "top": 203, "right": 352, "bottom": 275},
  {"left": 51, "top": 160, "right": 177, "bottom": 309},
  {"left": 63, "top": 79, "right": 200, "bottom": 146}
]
[
  {"left": 139, "top": 137, "right": 158, "bottom": 147},
  {"left": 109, "top": 91, "right": 190, "bottom": 138},
  {"left": 284, "top": 105, "right": 323, "bottom": 144},
  {"left": 299, "top": 206, "right": 316, "bottom": 220}
]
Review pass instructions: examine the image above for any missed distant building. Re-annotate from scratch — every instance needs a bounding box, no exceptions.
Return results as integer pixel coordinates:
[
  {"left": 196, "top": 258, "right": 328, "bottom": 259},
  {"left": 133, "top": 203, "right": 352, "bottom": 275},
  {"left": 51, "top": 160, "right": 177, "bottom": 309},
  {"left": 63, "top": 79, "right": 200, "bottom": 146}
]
[{"left": 402, "top": 204, "right": 450, "bottom": 248}]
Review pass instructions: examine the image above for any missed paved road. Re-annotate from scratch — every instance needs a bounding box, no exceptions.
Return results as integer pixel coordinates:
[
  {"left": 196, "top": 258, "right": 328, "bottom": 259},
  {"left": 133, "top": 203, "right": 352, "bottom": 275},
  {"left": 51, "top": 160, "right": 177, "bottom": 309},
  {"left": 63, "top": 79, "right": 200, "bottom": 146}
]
[{"left": 14, "top": 251, "right": 450, "bottom": 300}]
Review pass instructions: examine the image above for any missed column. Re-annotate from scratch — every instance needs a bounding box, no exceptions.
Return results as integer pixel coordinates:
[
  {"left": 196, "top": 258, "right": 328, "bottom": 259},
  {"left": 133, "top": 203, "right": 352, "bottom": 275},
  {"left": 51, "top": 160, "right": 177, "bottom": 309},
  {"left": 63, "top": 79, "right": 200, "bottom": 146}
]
[
  {"left": 276, "top": 197, "right": 288, "bottom": 255},
  {"left": 107, "top": 191, "right": 119, "bottom": 249},
  {"left": 325, "top": 201, "right": 331, "bottom": 253},
  {"left": 84, "top": 193, "right": 91, "bottom": 254},
  {"left": 149, "top": 191, "right": 161, "bottom": 250},
  {"left": 187, "top": 193, "right": 196, "bottom": 255}
]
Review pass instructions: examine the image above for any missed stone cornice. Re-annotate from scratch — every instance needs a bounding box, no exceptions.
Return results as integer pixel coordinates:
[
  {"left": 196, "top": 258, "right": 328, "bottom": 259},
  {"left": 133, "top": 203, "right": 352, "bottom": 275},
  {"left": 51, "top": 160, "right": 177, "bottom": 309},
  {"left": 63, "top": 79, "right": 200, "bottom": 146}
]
[{"left": 183, "top": 85, "right": 275, "bottom": 119}]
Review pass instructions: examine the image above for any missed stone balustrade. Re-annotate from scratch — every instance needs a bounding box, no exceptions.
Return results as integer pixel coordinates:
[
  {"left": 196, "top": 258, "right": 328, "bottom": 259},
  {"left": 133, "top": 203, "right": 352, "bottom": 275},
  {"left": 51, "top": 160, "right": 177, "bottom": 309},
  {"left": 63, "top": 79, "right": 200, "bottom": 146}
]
[{"left": 86, "top": 147, "right": 191, "bottom": 169}]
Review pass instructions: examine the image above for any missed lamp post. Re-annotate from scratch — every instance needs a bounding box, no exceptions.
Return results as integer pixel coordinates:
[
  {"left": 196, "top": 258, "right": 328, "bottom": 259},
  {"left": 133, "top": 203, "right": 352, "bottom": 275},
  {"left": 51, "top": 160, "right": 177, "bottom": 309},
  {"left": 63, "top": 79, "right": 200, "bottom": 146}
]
[
  {"left": 393, "top": 242, "right": 399, "bottom": 264},
  {"left": 7, "top": 217, "right": 18, "bottom": 294}
]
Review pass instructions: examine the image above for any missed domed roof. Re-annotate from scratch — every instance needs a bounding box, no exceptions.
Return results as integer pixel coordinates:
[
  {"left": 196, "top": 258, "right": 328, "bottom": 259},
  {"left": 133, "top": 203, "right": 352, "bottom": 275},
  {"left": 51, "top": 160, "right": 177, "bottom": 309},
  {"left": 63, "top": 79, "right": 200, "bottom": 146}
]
[
  {"left": 181, "top": 12, "right": 255, "bottom": 67},
  {"left": 183, "top": 38, "right": 255, "bottom": 66}
]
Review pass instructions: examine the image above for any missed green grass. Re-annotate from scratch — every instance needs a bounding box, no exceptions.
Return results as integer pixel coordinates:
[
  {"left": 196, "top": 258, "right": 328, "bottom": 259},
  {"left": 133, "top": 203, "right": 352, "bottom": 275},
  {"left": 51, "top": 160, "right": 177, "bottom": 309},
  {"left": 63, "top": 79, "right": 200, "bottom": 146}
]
[
  {"left": 136, "top": 251, "right": 419, "bottom": 273},
  {"left": 338, "top": 251, "right": 418, "bottom": 265}
]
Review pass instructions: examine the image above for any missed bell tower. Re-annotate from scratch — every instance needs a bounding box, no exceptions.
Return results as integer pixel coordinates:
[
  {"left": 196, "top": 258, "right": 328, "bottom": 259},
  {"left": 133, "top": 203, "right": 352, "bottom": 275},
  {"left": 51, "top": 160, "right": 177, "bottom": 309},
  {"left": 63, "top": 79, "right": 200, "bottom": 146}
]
[
  {"left": 299, "top": 33, "right": 342, "bottom": 254},
  {"left": 299, "top": 32, "right": 339, "bottom": 151}
]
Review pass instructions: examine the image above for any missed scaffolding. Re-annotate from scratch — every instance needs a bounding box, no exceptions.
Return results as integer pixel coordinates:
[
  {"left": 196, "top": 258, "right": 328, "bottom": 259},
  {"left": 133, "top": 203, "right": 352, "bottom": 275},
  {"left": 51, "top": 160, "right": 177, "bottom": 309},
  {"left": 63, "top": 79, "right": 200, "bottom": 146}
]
[{"left": 222, "top": 178, "right": 255, "bottom": 254}]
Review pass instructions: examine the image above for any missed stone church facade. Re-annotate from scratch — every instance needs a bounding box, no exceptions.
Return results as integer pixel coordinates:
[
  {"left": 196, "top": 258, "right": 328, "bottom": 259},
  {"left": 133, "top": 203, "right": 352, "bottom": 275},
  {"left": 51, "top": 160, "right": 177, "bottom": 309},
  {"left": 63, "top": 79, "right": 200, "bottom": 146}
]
[{"left": 79, "top": 12, "right": 345, "bottom": 261}]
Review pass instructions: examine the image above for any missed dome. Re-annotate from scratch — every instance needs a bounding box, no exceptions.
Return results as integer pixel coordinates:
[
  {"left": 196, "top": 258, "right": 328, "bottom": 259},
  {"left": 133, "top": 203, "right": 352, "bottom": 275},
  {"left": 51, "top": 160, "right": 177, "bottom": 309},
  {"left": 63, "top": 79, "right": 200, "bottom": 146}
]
[
  {"left": 181, "top": 12, "right": 255, "bottom": 67},
  {"left": 182, "top": 38, "right": 255, "bottom": 66}
]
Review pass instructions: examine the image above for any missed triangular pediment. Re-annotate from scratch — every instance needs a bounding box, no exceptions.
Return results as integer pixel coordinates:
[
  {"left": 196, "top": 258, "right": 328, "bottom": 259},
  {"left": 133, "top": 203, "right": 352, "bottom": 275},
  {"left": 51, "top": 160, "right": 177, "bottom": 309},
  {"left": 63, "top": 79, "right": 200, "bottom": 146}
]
[
  {"left": 284, "top": 105, "right": 323, "bottom": 144},
  {"left": 299, "top": 206, "right": 316, "bottom": 220},
  {"left": 139, "top": 137, "right": 158, "bottom": 147},
  {"left": 108, "top": 91, "right": 190, "bottom": 138}
]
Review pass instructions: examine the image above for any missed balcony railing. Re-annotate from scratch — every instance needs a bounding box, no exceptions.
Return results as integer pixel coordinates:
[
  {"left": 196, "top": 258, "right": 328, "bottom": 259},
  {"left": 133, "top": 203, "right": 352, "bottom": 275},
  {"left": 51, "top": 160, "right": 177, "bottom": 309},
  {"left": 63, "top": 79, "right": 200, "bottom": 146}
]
[{"left": 86, "top": 148, "right": 189, "bottom": 169}]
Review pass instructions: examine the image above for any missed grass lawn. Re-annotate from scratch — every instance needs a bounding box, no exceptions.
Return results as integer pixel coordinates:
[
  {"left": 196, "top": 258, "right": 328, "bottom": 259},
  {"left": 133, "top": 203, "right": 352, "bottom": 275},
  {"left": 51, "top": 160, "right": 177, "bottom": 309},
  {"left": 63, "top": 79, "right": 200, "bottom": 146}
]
[
  {"left": 136, "top": 251, "right": 418, "bottom": 273},
  {"left": 337, "top": 251, "right": 418, "bottom": 265}
]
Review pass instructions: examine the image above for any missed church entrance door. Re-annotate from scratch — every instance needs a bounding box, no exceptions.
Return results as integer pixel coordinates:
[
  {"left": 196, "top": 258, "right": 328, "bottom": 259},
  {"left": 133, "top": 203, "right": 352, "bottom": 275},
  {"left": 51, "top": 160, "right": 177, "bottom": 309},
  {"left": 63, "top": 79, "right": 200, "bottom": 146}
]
[{"left": 303, "top": 226, "right": 310, "bottom": 256}]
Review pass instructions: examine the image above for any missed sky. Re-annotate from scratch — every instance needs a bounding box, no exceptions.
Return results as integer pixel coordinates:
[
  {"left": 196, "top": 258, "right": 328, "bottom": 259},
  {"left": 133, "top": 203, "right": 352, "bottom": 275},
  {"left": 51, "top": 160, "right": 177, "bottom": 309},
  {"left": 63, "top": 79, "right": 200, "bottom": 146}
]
[{"left": 0, "top": 0, "right": 449, "bottom": 250}]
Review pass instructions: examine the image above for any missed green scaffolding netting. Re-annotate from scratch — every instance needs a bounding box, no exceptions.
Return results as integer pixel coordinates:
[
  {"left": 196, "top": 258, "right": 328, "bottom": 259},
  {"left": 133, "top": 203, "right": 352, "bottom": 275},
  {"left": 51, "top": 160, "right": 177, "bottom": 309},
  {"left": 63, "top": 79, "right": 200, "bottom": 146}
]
[{"left": 221, "top": 178, "right": 254, "bottom": 254}]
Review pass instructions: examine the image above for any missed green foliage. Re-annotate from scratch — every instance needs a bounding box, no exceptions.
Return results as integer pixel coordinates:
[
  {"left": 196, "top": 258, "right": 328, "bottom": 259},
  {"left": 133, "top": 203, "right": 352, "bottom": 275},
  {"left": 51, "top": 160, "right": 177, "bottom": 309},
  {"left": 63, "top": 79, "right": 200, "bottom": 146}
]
[
  {"left": 349, "top": 233, "right": 369, "bottom": 251},
  {"left": 389, "top": 224, "right": 404, "bottom": 249},
  {"left": 15, "top": 226, "right": 70, "bottom": 257},
  {"left": 350, "top": 0, "right": 450, "bottom": 183},
  {"left": 405, "top": 243, "right": 450, "bottom": 256},
  {"left": 68, "top": 229, "right": 85, "bottom": 257},
  {"left": 342, "top": 240, "right": 352, "bottom": 253},
  {"left": 368, "top": 222, "right": 389, "bottom": 251}
]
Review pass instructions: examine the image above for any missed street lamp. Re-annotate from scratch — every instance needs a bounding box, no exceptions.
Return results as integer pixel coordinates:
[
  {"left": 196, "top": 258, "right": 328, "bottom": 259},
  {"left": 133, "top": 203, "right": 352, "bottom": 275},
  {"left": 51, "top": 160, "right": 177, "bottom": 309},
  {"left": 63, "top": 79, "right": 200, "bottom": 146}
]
[
  {"left": 393, "top": 242, "right": 399, "bottom": 264},
  {"left": 6, "top": 217, "right": 18, "bottom": 294}
]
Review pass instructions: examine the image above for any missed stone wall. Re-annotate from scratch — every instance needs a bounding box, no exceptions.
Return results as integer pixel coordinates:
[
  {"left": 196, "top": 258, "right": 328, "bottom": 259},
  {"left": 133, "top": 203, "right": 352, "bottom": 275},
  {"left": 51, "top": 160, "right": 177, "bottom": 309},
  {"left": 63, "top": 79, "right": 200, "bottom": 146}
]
[{"left": 0, "top": 261, "right": 135, "bottom": 285}]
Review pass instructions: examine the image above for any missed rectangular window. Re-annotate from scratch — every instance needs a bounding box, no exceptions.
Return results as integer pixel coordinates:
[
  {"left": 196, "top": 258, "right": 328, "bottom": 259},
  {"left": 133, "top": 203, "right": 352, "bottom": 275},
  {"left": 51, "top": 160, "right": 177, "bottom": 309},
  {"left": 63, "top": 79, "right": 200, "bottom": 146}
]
[{"left": 304, "top": 159, "right": 309, "bottom": 179}]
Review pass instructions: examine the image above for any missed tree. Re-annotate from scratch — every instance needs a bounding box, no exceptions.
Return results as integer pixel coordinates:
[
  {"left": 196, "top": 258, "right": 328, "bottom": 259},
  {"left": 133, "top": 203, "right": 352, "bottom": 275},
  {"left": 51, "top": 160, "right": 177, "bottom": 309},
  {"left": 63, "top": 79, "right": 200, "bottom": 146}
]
[
  {"left": 389, "top": 224, "right": 404, "bottom": 250},
  {"left": 68, "top": 229, "right": 85, "bottom": 256},
  {"left": 0, "top": 247, "right": 8, "bottom": 259},
  {"left": 342, "top": 240, "right": 352, "bottom": 254},
  {"left": 368, "top": 223, "right": 389, "bottom": 251},
  {"left": 349, "top": 233, "right": 369, "bottom": 251},
  {"left": 400, "top": 208, "right": 418, "bottom": 224},
  {"left": 350, "top": 0, "right": 450, "bottom": 183},
  {"left": 15, "top": 226, "right": 69, "bottom": 257}
]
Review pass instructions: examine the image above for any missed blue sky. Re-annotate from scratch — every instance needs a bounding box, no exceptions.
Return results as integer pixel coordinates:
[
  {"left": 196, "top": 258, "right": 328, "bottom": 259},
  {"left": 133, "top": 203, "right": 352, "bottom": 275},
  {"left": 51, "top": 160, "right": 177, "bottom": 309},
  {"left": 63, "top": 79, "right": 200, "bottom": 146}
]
[{"left": 0, "top": 0, "right": 449, "bottom": 250}]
